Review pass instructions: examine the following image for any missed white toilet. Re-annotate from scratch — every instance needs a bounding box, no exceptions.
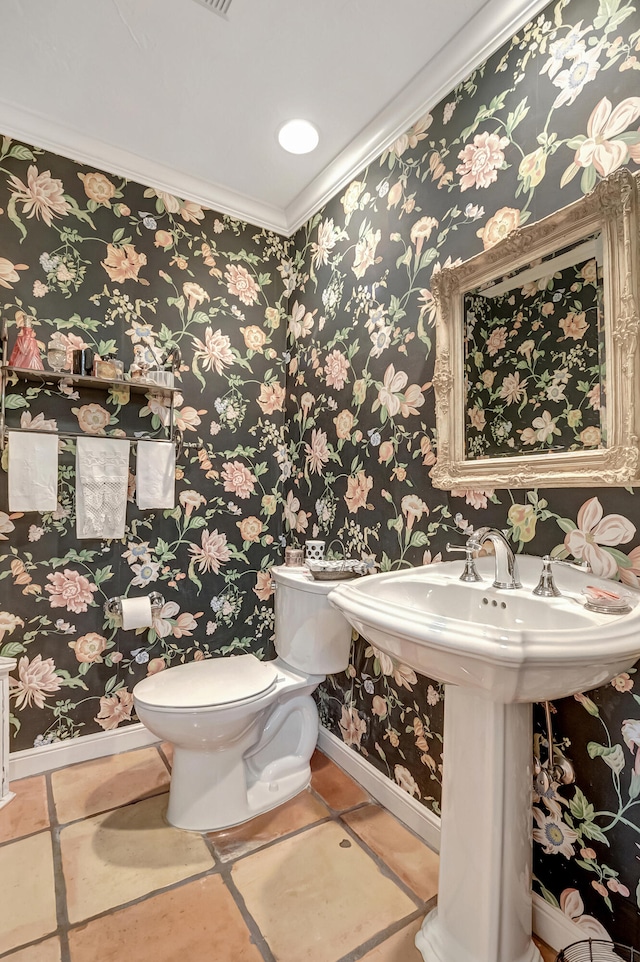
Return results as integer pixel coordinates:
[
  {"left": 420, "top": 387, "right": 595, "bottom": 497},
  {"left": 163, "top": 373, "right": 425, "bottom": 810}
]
[{"left": 133, "top": 565, "right": 352, "bottom": 832}]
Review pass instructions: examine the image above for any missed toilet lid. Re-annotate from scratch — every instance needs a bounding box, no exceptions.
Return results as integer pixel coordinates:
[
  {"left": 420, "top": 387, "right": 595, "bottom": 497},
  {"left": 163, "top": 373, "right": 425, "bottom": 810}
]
[{"left": 133, "top": 654, "right": 279, "bottom": 709}]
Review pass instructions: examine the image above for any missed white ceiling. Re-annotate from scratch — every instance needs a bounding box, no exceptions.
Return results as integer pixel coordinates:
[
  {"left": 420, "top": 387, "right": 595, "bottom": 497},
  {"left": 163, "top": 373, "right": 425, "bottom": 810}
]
[{"left": 0, "top": 0, "right": 549, "bottom": 235}]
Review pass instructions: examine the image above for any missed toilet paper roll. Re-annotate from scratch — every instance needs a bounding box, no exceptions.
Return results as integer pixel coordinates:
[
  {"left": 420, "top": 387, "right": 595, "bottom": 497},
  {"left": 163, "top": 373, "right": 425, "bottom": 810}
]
[{"left": 121, "top": 596, "right": 153, "bottom": 630}]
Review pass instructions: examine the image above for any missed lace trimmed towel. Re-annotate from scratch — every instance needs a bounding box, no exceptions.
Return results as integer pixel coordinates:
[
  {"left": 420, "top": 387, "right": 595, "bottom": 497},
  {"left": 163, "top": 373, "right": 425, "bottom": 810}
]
[
  {"left": 8, "top": 430, "right": 59, "bottom": 512},
  {"left": 76, "top": 437, "right": 130, "bottom": 540},
  {"left": 136, "top": 440, "right": 175, "bottom": 509}
]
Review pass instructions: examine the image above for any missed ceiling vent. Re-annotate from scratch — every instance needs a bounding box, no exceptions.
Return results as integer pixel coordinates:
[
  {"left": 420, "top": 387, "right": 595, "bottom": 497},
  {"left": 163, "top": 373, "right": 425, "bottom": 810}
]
[{"left": 192, "top": 0, "right": 232, "bottom": 18}]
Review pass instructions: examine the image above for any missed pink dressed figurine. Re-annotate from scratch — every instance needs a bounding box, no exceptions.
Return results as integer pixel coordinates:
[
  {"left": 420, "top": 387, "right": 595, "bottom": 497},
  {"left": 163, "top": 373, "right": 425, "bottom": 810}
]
[{"left": 9, "top": 325, "right": 45, "bottom": 370}]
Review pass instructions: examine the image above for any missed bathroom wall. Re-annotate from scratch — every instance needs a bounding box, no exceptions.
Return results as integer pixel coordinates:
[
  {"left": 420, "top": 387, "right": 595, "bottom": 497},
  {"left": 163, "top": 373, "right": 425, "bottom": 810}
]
[
  {"left": 0, "top": 140, "right": 289, "bottom": 750},
  {"left": 3, "top": 0, "right": 640, "bottom": 942},
  {"left": 286, "top": 0, "right": 640, "bottom": 943}
]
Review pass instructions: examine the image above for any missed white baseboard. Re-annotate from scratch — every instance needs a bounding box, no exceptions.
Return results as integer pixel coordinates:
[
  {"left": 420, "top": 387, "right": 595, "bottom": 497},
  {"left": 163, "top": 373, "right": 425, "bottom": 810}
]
[
  {"left": 317, "top": 727, "right": 442, "bottom": 852},
  {"left": 9, "top": 722, "right": 159, "bottom": 780},
  {"left": 532, "top": 894, "right": 581, "bottom": 953},
  {"left": 318, "top": 726, "right": 579, "bottom": 954}
]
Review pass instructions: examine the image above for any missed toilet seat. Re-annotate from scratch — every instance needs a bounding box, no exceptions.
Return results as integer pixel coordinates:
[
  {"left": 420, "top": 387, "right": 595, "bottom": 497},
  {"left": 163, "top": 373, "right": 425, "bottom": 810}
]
[{"left": 133, "top": 653, "right": 279, "bottom": 711}]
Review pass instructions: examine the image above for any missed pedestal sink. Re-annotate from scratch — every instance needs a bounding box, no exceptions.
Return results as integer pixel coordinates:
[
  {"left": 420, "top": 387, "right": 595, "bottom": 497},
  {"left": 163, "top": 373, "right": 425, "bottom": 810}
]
[{"left": 328, "top": 554, "right": 640, "bottom": 962}]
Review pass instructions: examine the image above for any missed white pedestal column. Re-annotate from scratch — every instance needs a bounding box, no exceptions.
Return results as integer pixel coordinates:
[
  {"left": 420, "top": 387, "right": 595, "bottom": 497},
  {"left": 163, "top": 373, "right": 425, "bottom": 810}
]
[
  {"left": 0, "top": 657, "right": 17, "bottom": 810},
  {"left": 415, "top": 685, "right": 542, "bottom": 962}
]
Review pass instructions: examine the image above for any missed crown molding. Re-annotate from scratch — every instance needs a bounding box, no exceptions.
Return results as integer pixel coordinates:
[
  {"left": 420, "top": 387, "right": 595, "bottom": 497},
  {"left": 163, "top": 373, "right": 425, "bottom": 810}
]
[
  {"left": 0, "top": 0, "right": 551, "bottom": 238},
  {"left": 284, "top": 0, "right": 552, "bottom": 234},
  {"left": 0, "top": 99, "right": 290, "bottom": 235}
]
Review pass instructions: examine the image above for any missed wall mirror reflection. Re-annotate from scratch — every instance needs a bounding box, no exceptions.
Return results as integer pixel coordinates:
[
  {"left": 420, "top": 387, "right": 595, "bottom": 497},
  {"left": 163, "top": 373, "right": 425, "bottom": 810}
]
[
  {"left": 430, "top": 169, "right": 639, "bottom": 490},
  {"left": 464, "top": 235, "right": 605, "bottom": 460}
]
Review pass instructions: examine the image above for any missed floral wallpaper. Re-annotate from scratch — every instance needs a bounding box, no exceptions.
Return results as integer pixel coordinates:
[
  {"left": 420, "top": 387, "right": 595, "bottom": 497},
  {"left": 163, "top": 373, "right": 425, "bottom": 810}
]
[
  {"left": 2, "top": 0, "right": 640, "bottom": 946},
  {"left": 464, "top": 251, "right": 604, "bottom": 458},
  {"left": 283, "top": 0, "right": 640, "bottom": 946},
  {"left": 0, "top": 137, "right": 290, "bottom": 749}
]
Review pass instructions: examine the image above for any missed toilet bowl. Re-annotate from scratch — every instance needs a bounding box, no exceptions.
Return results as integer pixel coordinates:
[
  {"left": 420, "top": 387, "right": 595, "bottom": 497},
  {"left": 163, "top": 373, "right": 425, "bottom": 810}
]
[{"left": 133, "top": 566, "right": 352, "bottom": 832}]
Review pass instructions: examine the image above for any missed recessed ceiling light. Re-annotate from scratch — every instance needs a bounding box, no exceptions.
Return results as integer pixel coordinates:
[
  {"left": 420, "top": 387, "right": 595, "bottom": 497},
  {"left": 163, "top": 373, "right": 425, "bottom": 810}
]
[{"left": 278, "top": 119, "right": 319, "bottom": 155}]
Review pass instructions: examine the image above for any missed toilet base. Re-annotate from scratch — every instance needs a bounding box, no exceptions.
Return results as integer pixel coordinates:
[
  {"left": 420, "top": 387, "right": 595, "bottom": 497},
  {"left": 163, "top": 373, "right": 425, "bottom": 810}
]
[
  {"left": 245, "top": 765, "right": 311, "bottom": 821},
  {"left": 167, "top": 749, "right": 313, "bottom": 832},
  {"left": 165, "top": 689, "right": 322, "bottom": 832}
]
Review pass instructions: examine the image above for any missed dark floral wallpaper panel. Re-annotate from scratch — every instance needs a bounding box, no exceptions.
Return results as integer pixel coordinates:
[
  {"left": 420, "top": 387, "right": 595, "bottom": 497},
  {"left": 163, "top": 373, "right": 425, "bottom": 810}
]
[
  {"left": 0, "top": 137, "right": 290, "bottom": 749},
  {"left": 284, "top": 0, "right": 640, "bottom": 946}
]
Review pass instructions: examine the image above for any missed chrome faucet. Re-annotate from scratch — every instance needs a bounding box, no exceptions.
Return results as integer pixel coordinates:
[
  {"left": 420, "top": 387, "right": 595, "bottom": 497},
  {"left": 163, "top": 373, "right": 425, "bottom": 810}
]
[{"left": 466, "top": 526, "right": 522, "bottom": 589}]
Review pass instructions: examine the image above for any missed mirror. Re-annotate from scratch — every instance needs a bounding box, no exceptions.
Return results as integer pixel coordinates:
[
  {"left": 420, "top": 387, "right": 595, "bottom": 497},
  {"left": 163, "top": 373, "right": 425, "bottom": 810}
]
[
  {"left": 463, "top": 236, "right": 605, "bottom": 460},
  {"left": 430, "top": 169, "right": 640, "bottom": 489}
]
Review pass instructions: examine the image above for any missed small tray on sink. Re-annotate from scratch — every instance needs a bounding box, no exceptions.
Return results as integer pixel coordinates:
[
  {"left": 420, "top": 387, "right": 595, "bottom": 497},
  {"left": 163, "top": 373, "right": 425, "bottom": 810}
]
[{"left": 306, "top": 559, "right": 369, "bottom": 581}]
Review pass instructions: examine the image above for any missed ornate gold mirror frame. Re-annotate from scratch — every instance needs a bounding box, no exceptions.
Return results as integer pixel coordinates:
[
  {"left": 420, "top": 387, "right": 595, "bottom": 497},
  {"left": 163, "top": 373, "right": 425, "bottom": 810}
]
[{"left": 430, "top": 169, "right": 640, "bottom": 489}]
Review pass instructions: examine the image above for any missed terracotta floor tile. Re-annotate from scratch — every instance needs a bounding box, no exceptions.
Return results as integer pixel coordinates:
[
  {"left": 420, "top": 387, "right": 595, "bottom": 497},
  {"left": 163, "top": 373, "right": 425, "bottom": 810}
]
[
  {"left": 3, "top": 937, "right": 62, "bottom": 962},
  {"left": 357, "top": 918, "right": 424, "bottom": 961},
  {"left": 208, "top": 788, "right": 330, "bottom": 861},
  {"left": 343, "top": 805, "right": 439, "bottom": 901},
  {"left": 232, "top": 820, "right": 416, "bottom": 962},
  {"left": 0, "top": 832, "right": 58, "bottom": 955},
  {"left": 51, "top": 746, "right": 170, "bottom": 824},
  {"left": 60, "top": 793, "right": 214, "bottom": 923},
  {"left": 310, "top": 750, "right": 369, "bottom": 810},
  {"left": 159, "top": 742, "right": 173, "bottom": 767},
  {"left": 68, "top": 875, "right": 263, "bottom": 962},
  {"left": 0, "top": 776, "right": 49, "bottom": 844}
]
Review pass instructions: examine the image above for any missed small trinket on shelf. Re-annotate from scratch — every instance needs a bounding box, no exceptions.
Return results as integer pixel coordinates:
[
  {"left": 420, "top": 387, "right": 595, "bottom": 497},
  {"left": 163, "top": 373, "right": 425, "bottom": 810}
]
[
  {"left": 47, "top": 333, "right": 67, "bottom": 372},
  {"left": 72, "top": 348, "right": 93, "bottom": 376},
  {"left": 129, "top": 343, "right": 151, "bottom": 381},
  {"left": 9, "top": 324, "right": 45, "bottom": 370},
  {"left": 146, "top": 369, "right": 174, "bottom": 388},
  {"left": 144, "top": 344, "right": 180, "bottom": 388},
  {"left": 93, "top": 355, "right": 124, "bottom": 379}
]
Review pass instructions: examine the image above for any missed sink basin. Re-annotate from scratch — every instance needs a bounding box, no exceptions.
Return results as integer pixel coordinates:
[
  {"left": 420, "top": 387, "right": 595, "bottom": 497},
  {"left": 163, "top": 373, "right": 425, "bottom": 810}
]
[
  {"left": 329, "top": 554, "right": 640, "bottom": 703},
  {"left": 328, "top": 554, "right": 640, "bottom": 962}
]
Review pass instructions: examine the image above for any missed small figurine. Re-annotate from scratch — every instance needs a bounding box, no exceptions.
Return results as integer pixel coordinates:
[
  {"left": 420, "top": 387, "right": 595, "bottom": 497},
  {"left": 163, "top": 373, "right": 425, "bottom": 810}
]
[
  {"left": 129, "top": 344, "right": 151, "bottom": 381},
  {"left": 9, "top": 324, "right": 45, "bottom": 370}
]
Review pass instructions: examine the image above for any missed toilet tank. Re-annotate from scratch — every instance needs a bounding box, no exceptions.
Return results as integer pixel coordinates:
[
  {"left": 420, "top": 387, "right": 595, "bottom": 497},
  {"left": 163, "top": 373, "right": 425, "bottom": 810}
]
[{"left": 272, "top": 565, "right": 352, "bottom": 675}]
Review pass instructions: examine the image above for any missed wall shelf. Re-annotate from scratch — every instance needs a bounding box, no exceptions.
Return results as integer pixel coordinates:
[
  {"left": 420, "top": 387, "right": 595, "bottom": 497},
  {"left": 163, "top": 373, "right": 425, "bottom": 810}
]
[
  {"left": 0, "top": 363, "right": 177, "bottom": 451},
  {"left": 3, "top": 365, "right": 177, "bottom": 399}
]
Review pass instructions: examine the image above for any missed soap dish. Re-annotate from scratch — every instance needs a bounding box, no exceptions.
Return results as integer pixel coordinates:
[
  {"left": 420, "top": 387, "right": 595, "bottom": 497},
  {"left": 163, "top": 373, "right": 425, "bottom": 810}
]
[{"left": 582, "top": 585, "right": 632, "bottom": 616}]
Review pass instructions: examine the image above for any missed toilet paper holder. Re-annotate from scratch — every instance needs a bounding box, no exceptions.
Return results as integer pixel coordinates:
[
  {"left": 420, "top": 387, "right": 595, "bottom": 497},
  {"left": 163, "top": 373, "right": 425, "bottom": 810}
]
[{"left": 103, "top": 591, "right": 164, "bottom": 624}]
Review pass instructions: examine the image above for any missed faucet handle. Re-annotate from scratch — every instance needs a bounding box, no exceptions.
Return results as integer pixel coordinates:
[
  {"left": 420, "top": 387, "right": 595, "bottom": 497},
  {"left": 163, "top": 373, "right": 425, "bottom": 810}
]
[
  {"left": 446, "top": 543, "right": 482, "bottom": 583},
  {"left": 550, "top": 557, "right": 591, "bottom": 572},
  {"left": 532, "top": 555, "right": 562, "bottom": 597}
]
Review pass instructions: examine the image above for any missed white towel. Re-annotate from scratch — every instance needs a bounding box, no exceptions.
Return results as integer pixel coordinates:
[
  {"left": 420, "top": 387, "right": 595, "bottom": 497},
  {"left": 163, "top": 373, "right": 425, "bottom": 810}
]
[
  {"left": 136, "top": 440, "right": 175, "bottom": 509},
  {"left": 76, "top": 437, "right": 130, "bottom": 540},
  {"left": 8, "top": 431, "right": 58, "bottom": 512}
]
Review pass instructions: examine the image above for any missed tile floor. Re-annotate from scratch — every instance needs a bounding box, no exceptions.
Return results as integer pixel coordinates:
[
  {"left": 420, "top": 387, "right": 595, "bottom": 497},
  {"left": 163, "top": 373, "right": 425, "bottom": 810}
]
[{"left": 0, "top": 744, "right": 557, "bottom": 962}]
